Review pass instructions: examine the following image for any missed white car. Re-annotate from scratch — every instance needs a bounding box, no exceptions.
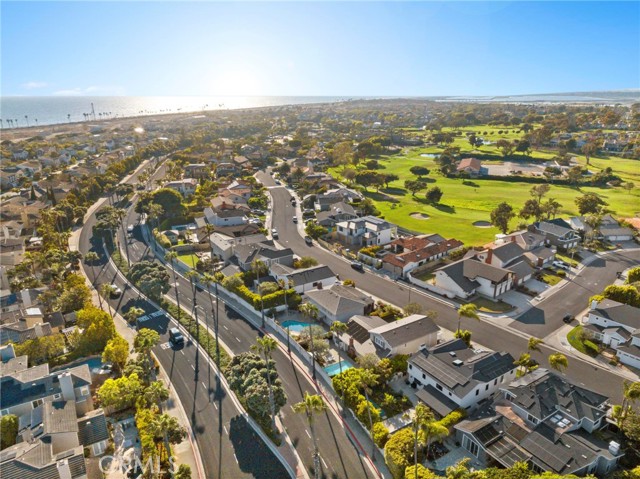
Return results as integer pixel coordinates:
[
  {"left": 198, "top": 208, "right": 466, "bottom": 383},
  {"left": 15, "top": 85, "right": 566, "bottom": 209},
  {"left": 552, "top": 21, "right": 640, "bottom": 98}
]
[{"left": 553, "top": 261, "right": 570, "bottom": 270}]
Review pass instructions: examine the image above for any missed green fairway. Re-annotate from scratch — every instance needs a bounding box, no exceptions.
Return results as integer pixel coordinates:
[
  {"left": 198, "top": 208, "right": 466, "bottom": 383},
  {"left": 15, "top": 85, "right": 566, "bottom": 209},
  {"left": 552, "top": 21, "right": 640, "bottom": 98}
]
[{"left": 330, "top": 130, "right": 640, "bottom": 246}]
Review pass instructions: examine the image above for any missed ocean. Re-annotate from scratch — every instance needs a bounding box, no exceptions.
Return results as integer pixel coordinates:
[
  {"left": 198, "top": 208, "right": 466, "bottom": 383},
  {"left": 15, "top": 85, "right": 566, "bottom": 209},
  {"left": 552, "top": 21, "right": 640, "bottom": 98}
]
[{"left": 0, "top": 95, "right": 361, "bottom": 128}]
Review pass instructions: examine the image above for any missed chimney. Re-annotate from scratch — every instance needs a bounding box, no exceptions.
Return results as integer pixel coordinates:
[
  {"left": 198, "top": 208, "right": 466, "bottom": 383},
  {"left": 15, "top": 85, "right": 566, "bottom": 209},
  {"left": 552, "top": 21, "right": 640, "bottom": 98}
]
[
  {"left": 58, "top": 372, "right": 75, "bottom": 401},
  {"left": 486, "top": 249, "right": 493, "bottom": 265},
  {"left": 57, "top": 459, "right": 73, "bottom": 479},
  {"left": 21, "top": 289, "right": 33, "bottom": 307},
  {"left": 609, "top": 441, "right": 621, "bottom": 455},
  {"left": 511, "top": 235, "right": 516, "bottom": 243},
  {"left": 590, "top": 299, "right": 599, "bottom": 310}
]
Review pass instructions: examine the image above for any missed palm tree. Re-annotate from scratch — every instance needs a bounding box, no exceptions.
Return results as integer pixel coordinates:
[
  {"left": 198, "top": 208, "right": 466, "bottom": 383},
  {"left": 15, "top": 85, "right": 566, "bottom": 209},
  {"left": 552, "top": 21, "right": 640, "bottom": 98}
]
[
  {"left": 329, "top": 321, "right": 348, "bottom": 409},
  {"left": 299, "top": 302, "right": 319, "bottom": 321},
  {"left": 24, "top": 115, "right": 29, "bottom": 127},
  {"left": 548, "top": 353, "right": 569, "bottom": 373},
  {"left": 252, "top": 259, "right": 268, "bottom": 327},
  {"left": 84, "top": 251, "right": 102, "bottom": 306},
  {"left": 147, "top": 203, "right": 164, "bottom": 230},
  {"left": 527, "top": 337, "right": 544, "bottom": 353},
  {"left": 252, "top": 336, "right": 279, "bottom": 434},
  {"left": 165, "top": 251, "right": 181, "bottom": 321},
  {"left": 456, "top": 303, "right": 479, "bottom": 334},
  {"left": 619, "top": 381, "right": 640, "bottom": 428},
  {"left": 100, "top": 283, "right": 116, "bottom": 320},
  {"left": 410, "top": 403, "right": 434, "bottom": 479},
  {"left": 67, "top": 114, "right": 71, "bottom": 123},
  {"left": 356, "top": 354, "right": 380, "bottom": 457},
  {"left": 202, "top": 273, "right": 218, "bottom": 367},
  {"left": 278, "top": 278, "right": 293, "bottom": 314},
  {"left": 293, "top": 393, "right": 327, "bottom": 479}
]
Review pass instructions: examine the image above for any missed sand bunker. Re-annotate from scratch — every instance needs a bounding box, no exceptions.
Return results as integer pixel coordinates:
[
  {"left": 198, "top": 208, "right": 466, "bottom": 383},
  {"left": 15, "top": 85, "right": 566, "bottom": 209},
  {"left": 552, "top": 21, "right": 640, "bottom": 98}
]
[
  {"left": 410, "top": 212, "right": 430, "bottom": 220},
  {"left": 473, "top": 221, "right": 491, "bottom": 228}
]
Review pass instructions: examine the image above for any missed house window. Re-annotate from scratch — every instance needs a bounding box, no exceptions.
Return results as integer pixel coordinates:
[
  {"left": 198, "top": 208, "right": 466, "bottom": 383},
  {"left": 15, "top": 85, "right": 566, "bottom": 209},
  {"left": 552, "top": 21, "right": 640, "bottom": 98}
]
[
  {"left": 485, "top": 384, "right": 489, "bottom": 391},
  {"left": 53, "top": 393, "right": 62, "bottom": 400},
  {"left": 475, "top": 390, "right": 479, "bottom": 396},
  {"left": 494, "top": 379, "right": 498, "bottom": 386},
  {"left": 0, "top": 409, "right": 8, "bottom": 416},
  {"left": 422, "top": 373, "right": 426, "bottom": 380},
  {"left": 463, "top": 436, "right": 479, "bottom": 457},
  {"left": 32, "top": 399, "right": 43, "bottom": 408},
  {"left": 436, "top": 384, "right": 443, "bottom": 392},
  {"left": 408, "top": 364, "right": 413, "bottom": 370},
  {"left": 80, "top": 386, "right": 90, "bottom": 396},
  {"left": 527, "top": 414, "right": 538, "bottom": 425}
]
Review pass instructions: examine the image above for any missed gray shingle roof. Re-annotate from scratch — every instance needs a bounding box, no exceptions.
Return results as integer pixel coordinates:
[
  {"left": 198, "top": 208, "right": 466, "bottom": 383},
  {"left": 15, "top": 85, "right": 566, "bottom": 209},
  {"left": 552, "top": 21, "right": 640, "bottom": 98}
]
[
  {"left": 437, "top": 260, "right": 479, "bottom": 293},
  {"left": 370, "top": 314, "right": 439, "bottom": 349},
  {"left": 0, "top": 443, "right": 86, "bottom": 479},
  {"left": 409, "top": 339, "right": 515, "bottom": 397},
  {"left": 491, "top": 242, "right": 525, "bottom": 264},
  {"left": 305, "top": 284, "right": 374, "bottom": 316},
  {"left": 504, "top": 368, "right": 608, "bottom": 423},
  {"left": 77, "top": 409, "right": 109, "bottom": 446},
  {"left": 285, "top": 265, "right": 336, "bottom": 286},
  {"left": 591, "top": 299, "right": 640, "bottom": 330}
]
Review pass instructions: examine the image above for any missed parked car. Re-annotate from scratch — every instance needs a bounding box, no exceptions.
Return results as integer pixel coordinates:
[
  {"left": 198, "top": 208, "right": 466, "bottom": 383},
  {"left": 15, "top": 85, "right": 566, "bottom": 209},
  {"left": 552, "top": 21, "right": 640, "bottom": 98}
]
[
  {"left": 350, "top": 261, "right": 364, "bottom": 272},
  {"left": 275, "top": 180, "right": 282, "bottom": 185},
  {"left": 169, "top": 327, "right": 185, "bottom": 346},
  {"left": 109, "top": 284, "right": 122, "bottom": 298},
  {"left": 563, "top": 314, "right": 575, "bottom": 324},
  {"left": 292, "top": 216, "right": 298, "bottom": 223},
  {"left": 553, "top": 261, "right": 570, "bottom": 270},
  {"left": 290, "top": 199, "right": 297, "bottom": 206},
  {"left": 304, "top": 236, "right": 313, "bottom": 245},
  {"left": 127, "top": 225, "right": 134, "bottom": 235},
  {"left": 271, "top": 228, "right": 279, "bottom": 239}
]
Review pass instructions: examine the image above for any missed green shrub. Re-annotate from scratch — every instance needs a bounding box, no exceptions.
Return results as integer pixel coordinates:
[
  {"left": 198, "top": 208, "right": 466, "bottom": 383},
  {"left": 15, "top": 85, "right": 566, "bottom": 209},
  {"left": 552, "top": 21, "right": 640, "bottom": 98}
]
[
  {"left": 584, "top": 340, "right": 600, "bottom": 356},
  {"left": 556, "top": 270, "right": 566, "bottom": 277},
  {"left": 384, "top": 428, "right": 414, "bottom": 479},
  {"left": 438, "top": 409, "right": 466, "bottom": 431},
  {"left": 372, "top": 422, "right": 390, "bottom": 448},
  {"left": 356, "top": 399, "right": 381, "bottom": 428}
]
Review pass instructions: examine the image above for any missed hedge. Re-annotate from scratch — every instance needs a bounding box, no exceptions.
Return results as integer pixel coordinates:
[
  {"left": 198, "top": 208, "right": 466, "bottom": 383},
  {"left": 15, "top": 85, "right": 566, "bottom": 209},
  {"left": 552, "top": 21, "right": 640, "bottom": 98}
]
[
  {"left": 384, "top": 428, "right": 414, "bottom": 479},
  {"left": 372, "top": 422, "right": 390, "bottom": 448},
  {"left": 584, "top": 340, "right": 600, "bottom": 356},
  {"left": 438, "top": 409, "right": 466, "bottom": 431}
]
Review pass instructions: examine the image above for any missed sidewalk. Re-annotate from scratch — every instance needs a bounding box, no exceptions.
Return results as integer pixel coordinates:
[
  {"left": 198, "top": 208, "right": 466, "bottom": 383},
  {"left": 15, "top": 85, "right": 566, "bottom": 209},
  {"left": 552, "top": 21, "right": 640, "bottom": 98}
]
[{"left": 69, "top": 159, "right": 206, "bottom": 479}]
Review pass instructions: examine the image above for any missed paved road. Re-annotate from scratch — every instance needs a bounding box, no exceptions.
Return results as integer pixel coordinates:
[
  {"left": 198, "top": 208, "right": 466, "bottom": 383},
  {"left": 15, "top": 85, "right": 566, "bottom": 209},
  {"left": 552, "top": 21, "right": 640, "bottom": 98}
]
[
  {"left": 258, "top": 171, "right": 637, "bottom": 403},
  {"left": 512, "top": 249, "right": 640, "bottom": 337},
  {"left": 103, "top": 164, "right": 376, "bottom": 479},
  {"left": 79, "top": 165, "right": 289, "bottom": 479}
]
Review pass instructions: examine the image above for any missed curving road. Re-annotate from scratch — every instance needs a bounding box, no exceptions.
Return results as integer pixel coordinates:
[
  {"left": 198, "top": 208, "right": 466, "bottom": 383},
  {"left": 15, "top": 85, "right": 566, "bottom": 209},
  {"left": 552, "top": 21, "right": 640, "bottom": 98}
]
[
  {"left": 78, "top": 163, "right": 289, "bottom": 479},
  {"left": 258, "top": 170, "right": 640, "bottom": 403}
]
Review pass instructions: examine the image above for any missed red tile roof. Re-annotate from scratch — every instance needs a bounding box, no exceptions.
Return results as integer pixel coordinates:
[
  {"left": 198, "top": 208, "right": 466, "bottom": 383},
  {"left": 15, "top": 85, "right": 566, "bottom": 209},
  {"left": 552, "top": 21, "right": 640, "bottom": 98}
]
[{"left": 456, "top": 158, "right": 482, "bottom": 172}]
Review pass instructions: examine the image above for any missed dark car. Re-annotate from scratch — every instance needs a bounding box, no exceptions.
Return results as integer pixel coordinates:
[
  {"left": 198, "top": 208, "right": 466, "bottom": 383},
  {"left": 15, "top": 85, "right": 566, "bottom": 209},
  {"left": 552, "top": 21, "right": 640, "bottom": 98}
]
[
  {"left": 563, "top": 314, "right": 575, "bottom": 324},
  {"left": 169, "top": 327, "right": 185, "bottom": 346},
  {"left": 350, "top": 261, "right": 364, "bottom": 272}
]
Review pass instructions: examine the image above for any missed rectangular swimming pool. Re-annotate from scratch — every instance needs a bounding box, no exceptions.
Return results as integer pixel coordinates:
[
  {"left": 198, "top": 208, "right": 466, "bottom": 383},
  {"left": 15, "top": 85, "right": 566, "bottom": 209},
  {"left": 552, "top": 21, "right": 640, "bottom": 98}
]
[
  {"left": 324, "top": 360, "right": 354, "bottom": 377},
  {"left": 281, "top": 320, "right": 312, "bottom": 334}
]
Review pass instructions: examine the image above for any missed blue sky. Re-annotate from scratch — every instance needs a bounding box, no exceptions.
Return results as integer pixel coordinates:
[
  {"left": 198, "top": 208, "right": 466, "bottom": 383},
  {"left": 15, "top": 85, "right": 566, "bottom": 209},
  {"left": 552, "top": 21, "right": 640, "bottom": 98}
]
[{"left": 2, "top": 1, "right": 638, "bottom": 97}]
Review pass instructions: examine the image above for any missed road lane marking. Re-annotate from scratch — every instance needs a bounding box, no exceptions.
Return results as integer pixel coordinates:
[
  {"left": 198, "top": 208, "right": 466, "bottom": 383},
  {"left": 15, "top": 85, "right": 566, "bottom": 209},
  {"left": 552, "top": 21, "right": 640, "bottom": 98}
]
[
  {"left": 191, "top": 364, "right": 195, "bottom": 370},
  {"left": 233, "top": 453, "right": 238, "bottom": 464},
  {"left": 223, "top": 325, "right": 229, "bottom": 330},
  {"left": 180, "top": 350, "right": 185, "bottom": 355},
  {"left": 202, "top": 382, "right": 207, "bottom": 390},
  {"left": 223, "top": 425, "right": 228, "bottom": 435},
  {"left": 213, "top": 402, "right": 218, "bottom": 410},
  {"left": 235, "top": 336, "right": 241, "bottom": 343},
  {"left": 305, "top": 429, "right": 311, "bottom": 439},
  {"left": 321, "top": 457, "right": 328, "bottom": 469}
]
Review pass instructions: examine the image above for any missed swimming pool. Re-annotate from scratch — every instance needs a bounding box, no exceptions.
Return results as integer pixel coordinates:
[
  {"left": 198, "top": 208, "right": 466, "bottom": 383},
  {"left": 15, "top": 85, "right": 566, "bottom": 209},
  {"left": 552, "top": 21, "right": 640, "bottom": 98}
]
[
  {"left": 324, "top": 360, "right": 354, "bottom": 377},
  {"left": 281, "top": 320, "right": 312, "bottom": 334}
]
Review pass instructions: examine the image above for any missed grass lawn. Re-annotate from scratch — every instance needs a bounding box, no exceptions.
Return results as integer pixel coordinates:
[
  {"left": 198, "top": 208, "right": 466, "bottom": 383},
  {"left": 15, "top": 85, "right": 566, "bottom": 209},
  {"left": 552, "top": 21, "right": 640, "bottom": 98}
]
[
  {"left": 330, "top": 128, "right": 640, "bottom": 245},
  {"left": 567, "top": 325, "right": 599, "bottom": 357},
  {"left": 539, "top": 272, "right": 562, "bottom": 286},
  {"left": 470, "top": 296, "right": 515, "bottom": 313},
  {"left": 177, "top": 253, "right": 198, "bottom": 268},
  {"left": 555, "top": 253, "right": 579, "bottom": 268}
]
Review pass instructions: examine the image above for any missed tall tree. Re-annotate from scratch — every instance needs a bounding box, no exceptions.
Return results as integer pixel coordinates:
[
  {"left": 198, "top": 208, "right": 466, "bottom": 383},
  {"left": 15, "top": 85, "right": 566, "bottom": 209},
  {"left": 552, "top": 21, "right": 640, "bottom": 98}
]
[
  {"left": 251, "top": 336, "right": 279, "bottom": 434},
  {"left": 548, "top": 353, "right": 569, "bottom": 373},
  {"left": 490, "top": 202, "right": 515, "bottom": 234},
  {"left": 456, "top": 304, "right": 479, "bottom": 334},
  {"left": 102, "top": 334, "right": 129, "bottom": 375},
  {"left": 293, "top": 393, "right": 327, "bottom": 479},
  {"left": 356, "top": 354, "right": 381, "bottom": 457},
  {"left": 330, "top": 321, "right": 349, "bottom": 408},
  {"left": 165, "top": 251, "right": 182, "bottom": 322}
]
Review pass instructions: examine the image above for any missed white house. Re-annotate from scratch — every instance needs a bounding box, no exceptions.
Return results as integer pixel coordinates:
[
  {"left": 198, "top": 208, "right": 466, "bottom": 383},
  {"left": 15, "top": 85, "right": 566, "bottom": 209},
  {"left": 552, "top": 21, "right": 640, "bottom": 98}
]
[
  {"left": 335, "top": 216, "right": 396, "bottom": 247},
  {"left": 434, "top": 258, "right": 514, "bottom": 299},
  {"left": 165, "top": 178, "right": 198, "bottom": 196},
  {"left": 369, "top": 314, "right": 440, "bottom": 357},
  {"left": 408, "top": 339, "right": 517, "bottom": 415},
  {"left": 305, "top": 284, "right": 375, "bottom": 325},
  {"left": 270, "top": 264, "right": 337, "bottom": 294},
  {"left": 583, "top": 299, "right": 640, "bottom": 368},
  {"left": 204, "top": 206, "right": 248, "bottom": 227}
]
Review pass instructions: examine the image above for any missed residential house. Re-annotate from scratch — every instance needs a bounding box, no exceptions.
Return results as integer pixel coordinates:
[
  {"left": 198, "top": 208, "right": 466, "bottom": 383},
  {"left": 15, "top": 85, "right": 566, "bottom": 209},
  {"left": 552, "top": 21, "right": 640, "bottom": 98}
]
[
  {"left": 314, "top": 188, "right": 362, "bottom": 211},
  {"left": 454, "top": 369, "right": 621, "bottom": 476},
  {"left": 475, "top": 242, "right": 535, "bottom": 286},
  {"left": 334, "top": 315, "right": 388, "bottom": 358},
  {"left": 0, "top": 316, "right": 53, "bottom": 345},
  {"left": 304, "top": 284, "right": 375, "bottom": 325},
  {"left": 233, "top": 243, "right": 294, "bottom": 271},
  {"left": 456, "top": 158, "right": 485, "bottom": 176},
  {"left": 434, "top": 258, "right": 514, "bottom": 299},
  {"left": 408, "top": 338, "right": 517, "bottom": 415},
  {"left": 207, "top": 232, "right": 269, "bottom": 262},
  {"left": 368, "top": 314, "right": 440, "bottom": 357},
  {"left": 316, "top": 202, "right": 359, "bottom": 231},
  {"left": 233, "top": 155, "right": 251, "bottom": 169},
  {"left": 1, "top": 221, "right": 24, "bottom": 240},
  {"left": 16, "top": 161, "right": 41, "bottom": 177},
  {"left": 0, "top": 346, "right": 94, "bottom": 418},
  {"left": 568, "top": 215, "right": 634, "bottom": 242},
  {"left": 530, "top": 220, "right": 580, "bottom": 250},
  {"left": 211, "top": 193, "right": 250, "bottom": 211},
  {"left": 204, "top": 205, "right": 248, "bottom": 227},
  {"left": 583, "top": 299, "right": 640, "bottom": 368},
  {"left": 12, "top": 150, "right": 29, "bottom": 161},
  {"left": 382, "top": 235, "right": 464, "bottom": 279},
  {"left": 184, "top": 163, "right": 209, "bottom": 179},
  {"left": 1, "top": 167, "right": 25, "bottom": 189},
  {"left": 335, "top": 216, "right": 396, "bottom": 247},
  {"left": 0, "top": 238, "right": 25, "bottom": 267},
  {"left": 164, "top": 178, "right": 198, "bottom": 196},
  {"left": 270, "top": 264, "right": 337, "bottom": 294},
  {"left": 216, "top": 162, "right": 239, "bottom": 178}
]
